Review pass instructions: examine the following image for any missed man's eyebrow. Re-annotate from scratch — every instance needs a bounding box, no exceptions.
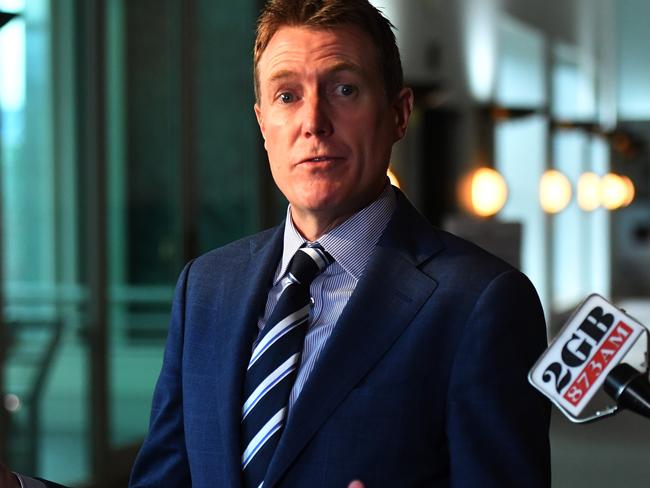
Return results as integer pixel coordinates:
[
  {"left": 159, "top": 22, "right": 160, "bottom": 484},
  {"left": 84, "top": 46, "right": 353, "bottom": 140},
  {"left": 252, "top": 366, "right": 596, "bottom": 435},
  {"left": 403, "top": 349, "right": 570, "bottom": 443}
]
[
  {"left": 267, "top": 62, "right": 364, "bottom": 84},
  {"left": 268, "top": 69, "right": 296, "bottom": 84}
]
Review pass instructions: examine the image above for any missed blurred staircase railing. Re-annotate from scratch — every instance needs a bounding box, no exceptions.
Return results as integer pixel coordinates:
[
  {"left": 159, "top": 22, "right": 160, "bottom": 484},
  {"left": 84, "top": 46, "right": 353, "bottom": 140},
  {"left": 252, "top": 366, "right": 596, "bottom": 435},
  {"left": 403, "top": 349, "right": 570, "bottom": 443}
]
[{"left": 4, "top": 319, "right": 63, "bottom": 474}]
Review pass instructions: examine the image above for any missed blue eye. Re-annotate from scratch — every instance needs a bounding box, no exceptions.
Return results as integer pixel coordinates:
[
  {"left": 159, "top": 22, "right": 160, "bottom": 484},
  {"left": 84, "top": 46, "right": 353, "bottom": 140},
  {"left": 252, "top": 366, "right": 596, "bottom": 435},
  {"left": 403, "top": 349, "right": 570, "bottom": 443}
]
[
  {"left": 336, "top": 84, "right": 357, "bottom": 97},
  {"left": 279, "top": 92, "right": 295, "bottom": 103}
]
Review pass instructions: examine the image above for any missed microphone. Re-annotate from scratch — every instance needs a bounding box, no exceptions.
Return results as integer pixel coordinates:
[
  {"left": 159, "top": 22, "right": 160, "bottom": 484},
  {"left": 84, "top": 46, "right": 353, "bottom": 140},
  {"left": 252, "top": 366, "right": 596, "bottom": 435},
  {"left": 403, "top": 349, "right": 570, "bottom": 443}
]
[
  {"left": 528, "top": 294, "right": 650, "bottom": 423},
  {"left": 604, "top": 363, "right": 650, "bottom": 420}
]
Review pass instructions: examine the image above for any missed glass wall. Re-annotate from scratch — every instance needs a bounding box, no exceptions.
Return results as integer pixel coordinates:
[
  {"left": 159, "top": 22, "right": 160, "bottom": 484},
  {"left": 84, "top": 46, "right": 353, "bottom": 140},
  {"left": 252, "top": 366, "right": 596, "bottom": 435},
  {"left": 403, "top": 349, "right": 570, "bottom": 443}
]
[
  {"left": 107, "top": 0, "right": 264, "bottom": 454},
  {"left": 494, "top": 14, "right": 610, "bottom": 316},
  {"left": 495, "top": 116, "right": 548, "bottom": 305},
  {"left": 551, "top": 44, "right": 610, "bottom": 312},
  {"left": 494, "top": 14, "right": 549, "bottom": 309},
  {"left": 1, "top": 0, "right": 265, "bottom": 484},
  {"left": 0, "top": 0, "right": 91, "bottom": 483},
  {"left": 617, "top": 0, "right": 650, "bottom": 119}
]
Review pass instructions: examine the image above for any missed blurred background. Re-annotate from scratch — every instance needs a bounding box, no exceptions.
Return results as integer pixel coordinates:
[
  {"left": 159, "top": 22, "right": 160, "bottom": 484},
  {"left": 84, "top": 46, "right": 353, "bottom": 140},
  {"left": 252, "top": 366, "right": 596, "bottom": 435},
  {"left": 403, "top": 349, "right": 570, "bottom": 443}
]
[{"left": 0, "top": 0, "right": 649, "bottom": 486}]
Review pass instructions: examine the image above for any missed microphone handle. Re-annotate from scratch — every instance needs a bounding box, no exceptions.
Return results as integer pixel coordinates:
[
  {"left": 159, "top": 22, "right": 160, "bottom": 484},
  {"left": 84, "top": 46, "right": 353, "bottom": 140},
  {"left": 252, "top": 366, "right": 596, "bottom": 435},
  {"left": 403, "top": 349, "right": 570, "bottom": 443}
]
[{"left": 604, "top": 363, "right": 650, "bottom": 420}]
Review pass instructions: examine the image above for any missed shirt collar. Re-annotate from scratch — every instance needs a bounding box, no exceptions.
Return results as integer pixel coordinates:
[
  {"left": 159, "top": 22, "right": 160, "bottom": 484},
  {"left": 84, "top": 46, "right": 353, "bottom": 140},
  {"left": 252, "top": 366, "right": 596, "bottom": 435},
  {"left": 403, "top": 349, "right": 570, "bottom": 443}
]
[{"left": 276, "top": 184, "right": 396, "bottom": 284}]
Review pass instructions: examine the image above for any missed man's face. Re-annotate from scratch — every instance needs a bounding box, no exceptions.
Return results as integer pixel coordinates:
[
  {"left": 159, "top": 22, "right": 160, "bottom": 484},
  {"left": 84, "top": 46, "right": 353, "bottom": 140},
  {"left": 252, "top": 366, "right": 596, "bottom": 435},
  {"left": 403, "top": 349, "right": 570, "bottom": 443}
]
[{"left": 254, "top": 25, "right": 412, "bottom": 234}]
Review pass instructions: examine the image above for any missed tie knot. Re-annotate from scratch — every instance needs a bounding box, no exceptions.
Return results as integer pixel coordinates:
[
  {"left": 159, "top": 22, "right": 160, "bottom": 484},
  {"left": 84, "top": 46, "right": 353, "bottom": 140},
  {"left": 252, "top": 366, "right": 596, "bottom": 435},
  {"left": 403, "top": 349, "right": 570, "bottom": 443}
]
[{"left": 287, "top": 245, "right": 331, "bottom": 287}]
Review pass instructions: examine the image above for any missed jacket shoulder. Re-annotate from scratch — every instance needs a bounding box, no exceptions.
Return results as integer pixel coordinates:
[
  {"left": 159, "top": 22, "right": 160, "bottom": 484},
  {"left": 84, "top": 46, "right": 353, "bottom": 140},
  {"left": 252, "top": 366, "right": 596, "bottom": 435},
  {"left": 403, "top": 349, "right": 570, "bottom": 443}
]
[
  {"left": 428, "top": 228, "right": 530, "bottom": 292},
  {"left": 191, "top": 226, "right": 279, "bottom": 271}
]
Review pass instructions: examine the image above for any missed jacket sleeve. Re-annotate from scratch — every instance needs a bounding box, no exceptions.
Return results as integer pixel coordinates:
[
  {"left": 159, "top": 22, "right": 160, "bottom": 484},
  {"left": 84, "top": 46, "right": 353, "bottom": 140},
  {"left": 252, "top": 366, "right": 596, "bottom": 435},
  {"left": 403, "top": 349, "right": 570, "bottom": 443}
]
[
  {"left": 129, "top": 261, "right": 194, "bottom": 487},
  {"left": 446, "top": 269, "right": 551, "bottom": 487}
]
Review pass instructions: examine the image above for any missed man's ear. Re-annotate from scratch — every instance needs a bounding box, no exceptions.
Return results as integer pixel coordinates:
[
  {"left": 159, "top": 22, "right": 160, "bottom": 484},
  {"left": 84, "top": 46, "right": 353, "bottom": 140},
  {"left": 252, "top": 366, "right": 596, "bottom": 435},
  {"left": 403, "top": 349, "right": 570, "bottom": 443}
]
[
  {"left": 254, "top": 103, "right": 266, "bottom": 141},
  {"left": 393, "top": 87, "right": 414, "bottom": 141}
]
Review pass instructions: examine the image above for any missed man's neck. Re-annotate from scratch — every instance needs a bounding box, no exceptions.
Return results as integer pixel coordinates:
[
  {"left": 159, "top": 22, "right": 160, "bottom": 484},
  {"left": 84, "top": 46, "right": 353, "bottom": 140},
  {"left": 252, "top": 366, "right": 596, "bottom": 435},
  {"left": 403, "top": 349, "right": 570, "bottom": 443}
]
[
  {"left": 289, "top": 184, "right": 390, "bottom": 241},
  {"left": 290, "top": 210, "right": 354, "bottom": 242}
]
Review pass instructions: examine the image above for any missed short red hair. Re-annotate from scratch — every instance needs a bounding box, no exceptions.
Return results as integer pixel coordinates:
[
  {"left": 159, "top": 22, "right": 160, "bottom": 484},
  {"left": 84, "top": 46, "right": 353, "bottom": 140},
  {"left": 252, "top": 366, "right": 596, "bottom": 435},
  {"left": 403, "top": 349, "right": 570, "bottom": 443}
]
[{"left": 254, "top": 0, "right": 404, "bottom": 102}]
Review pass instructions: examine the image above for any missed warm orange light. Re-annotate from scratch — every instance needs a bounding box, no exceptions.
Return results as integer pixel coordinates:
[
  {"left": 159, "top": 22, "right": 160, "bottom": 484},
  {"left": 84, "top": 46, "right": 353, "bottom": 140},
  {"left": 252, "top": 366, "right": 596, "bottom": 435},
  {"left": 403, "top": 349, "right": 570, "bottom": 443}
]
[
  {"left": 601, "top": 173, "right": 628, "bottom": 210},
  {"left": 387, "top": 167, "right": 401, "bottom": 189},
  {"left": 577, "top": 172, "right": 601, "bottom": 211},
  {"left": 621, "top": 175, "right": 635, "bottom": 207},
  {"left": 460, "top": 167, "right": 508, "bottom": 217},
  {"left": 539, "top": 170, "right": 572, "bottom": 214}
]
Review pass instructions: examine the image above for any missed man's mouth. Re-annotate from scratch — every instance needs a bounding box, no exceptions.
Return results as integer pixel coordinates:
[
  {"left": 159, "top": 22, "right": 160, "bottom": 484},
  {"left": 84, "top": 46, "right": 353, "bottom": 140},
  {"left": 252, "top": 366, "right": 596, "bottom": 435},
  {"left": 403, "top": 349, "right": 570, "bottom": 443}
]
[{"left": 302, "top": 156, "right": 342, "bottom": 163}]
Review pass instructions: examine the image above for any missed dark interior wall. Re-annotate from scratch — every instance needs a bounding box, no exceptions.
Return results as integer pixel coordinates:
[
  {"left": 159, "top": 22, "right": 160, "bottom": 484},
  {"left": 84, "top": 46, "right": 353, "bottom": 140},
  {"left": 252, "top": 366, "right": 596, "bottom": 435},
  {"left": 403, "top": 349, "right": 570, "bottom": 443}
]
[{"left": 611, "top": 122, "right": 650, "bottom": 298}]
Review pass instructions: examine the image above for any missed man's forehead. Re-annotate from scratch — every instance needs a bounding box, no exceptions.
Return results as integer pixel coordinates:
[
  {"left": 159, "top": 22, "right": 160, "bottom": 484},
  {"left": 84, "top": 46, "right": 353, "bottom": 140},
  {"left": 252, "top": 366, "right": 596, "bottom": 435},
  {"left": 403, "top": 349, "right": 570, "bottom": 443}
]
[{"left": 257, "top": 25, "right": 376, "bottom": 79}]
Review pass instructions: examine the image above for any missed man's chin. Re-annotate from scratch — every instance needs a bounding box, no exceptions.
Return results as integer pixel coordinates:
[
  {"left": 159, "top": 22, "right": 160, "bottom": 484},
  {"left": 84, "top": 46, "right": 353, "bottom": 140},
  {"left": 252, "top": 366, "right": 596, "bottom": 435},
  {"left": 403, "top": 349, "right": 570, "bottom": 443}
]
[
  {"left": 290, "top": 188, "right": 346, "bottom": 212},
  {"left": 289, "top": 186, "right": 382, "bottom": 220},
  {"left": 291, "top": 200, "right": 343, "bottom": 218}
]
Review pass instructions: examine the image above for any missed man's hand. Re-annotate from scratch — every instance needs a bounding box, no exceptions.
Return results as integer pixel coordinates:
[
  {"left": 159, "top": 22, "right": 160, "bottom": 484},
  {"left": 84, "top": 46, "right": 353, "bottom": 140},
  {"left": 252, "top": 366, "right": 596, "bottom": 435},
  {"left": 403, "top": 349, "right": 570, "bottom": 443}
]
[
  {"left": 348, "top": 481, "right": 365, "bottom": 488},
  {"left": 1, "top": 463, "right": 20, "bottom": 488}
]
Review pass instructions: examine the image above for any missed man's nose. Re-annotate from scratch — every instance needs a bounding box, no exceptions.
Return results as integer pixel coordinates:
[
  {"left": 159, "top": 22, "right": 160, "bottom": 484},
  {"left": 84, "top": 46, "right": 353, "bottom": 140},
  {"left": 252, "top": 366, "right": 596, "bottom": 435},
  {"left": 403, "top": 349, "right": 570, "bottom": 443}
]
[{"left": 302, "top": 96, "right": 333, "bottom": 138}]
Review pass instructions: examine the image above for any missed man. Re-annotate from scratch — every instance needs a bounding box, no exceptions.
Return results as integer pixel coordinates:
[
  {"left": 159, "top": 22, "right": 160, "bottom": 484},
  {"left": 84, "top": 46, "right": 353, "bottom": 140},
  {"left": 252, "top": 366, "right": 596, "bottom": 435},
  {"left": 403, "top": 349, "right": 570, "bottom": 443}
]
[
  {"left": 131, "top": 1, "right": 550, "bottom": 486},
  {"left": 4, "top": 0, "right": 550, "bottom": 486}
]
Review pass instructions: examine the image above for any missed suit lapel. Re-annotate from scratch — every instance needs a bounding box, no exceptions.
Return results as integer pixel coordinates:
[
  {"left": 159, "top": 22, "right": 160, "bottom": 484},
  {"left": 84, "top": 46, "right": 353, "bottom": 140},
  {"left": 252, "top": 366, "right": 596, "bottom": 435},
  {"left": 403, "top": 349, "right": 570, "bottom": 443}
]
[
  {"left": 264, "top": 192, "right": 444, "bottom": 487},
  {"left": 210, "top": 225, "right": 284, "bottom": 488}
]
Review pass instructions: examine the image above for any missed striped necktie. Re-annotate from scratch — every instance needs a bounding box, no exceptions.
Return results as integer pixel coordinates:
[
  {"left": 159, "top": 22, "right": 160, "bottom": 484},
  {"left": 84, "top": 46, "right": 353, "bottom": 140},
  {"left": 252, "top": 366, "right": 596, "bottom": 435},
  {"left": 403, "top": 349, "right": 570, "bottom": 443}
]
[{"left": 241, "top": 245, "right": 331, "bottom": 488}]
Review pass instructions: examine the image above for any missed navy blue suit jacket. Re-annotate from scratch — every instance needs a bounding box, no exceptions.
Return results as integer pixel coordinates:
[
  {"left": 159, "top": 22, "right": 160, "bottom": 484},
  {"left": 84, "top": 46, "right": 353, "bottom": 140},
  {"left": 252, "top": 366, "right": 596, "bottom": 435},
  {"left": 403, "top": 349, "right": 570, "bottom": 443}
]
[{"left": 129, "top": 191, "right": 551, "bottom": 487}]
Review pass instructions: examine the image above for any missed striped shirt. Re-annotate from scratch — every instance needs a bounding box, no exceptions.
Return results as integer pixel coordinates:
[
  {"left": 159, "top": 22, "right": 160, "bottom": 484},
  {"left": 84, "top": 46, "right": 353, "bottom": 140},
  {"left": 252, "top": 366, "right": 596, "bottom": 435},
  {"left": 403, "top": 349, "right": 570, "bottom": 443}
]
[{"left": 256, "top": 184, "right": 396, "bottom": 411}]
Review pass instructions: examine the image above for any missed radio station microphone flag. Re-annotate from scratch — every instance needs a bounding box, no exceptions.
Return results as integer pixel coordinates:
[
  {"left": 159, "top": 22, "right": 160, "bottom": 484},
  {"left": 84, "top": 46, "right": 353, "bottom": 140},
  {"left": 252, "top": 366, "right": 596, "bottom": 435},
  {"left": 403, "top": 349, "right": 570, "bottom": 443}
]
[{"left": 529, "top": 294, "right": 649, "bottom": 423}]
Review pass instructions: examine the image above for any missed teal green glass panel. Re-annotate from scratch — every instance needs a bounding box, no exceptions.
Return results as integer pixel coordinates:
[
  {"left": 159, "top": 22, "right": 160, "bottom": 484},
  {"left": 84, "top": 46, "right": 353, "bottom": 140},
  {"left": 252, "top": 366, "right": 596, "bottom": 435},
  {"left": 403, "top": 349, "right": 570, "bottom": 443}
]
[
  {"left": 108, "top": 0, "right": 263, "bottom": 452},
  {"left": 196, "top": 0, "right": 262, "bottom": 251},
  {"left": 1, "top": 0, "right": 90, "bottom": 484}
]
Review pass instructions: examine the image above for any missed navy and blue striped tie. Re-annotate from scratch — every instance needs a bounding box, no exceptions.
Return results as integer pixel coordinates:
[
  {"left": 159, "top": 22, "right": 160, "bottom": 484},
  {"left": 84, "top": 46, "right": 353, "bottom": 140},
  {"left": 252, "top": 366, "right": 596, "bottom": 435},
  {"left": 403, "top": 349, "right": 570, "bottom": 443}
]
[{"left": 241, "top": 245, "right": 331, "bottom": 488}]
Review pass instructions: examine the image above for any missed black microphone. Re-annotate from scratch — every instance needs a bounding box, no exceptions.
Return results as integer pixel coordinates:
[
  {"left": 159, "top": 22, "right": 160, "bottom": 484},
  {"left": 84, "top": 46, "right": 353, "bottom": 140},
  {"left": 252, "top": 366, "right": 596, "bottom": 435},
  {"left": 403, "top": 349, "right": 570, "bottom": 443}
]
[
  {"left": 529, "top": 294, "right": 649, "bottom": 423},
  {"left": 604, "top": 363, "right": 650, "bottom": 420}
]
